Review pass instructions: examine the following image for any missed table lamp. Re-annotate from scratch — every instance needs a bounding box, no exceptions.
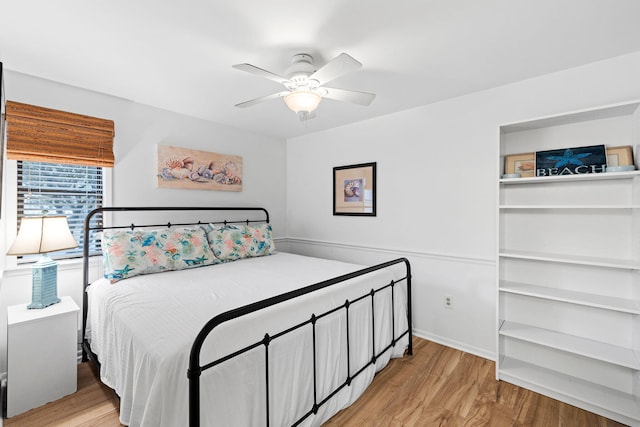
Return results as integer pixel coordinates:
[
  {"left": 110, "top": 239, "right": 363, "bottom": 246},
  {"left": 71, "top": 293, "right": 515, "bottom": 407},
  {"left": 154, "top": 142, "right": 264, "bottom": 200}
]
[{"left": 7, "top": 215, "right": 78, "bottom": 309}]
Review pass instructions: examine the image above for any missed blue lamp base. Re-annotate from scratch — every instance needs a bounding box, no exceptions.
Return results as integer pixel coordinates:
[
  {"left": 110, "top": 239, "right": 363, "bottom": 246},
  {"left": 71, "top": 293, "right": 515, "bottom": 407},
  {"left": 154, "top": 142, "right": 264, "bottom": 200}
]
[{"left": 28, "top": 254, "right": 61, "bottom": 309}]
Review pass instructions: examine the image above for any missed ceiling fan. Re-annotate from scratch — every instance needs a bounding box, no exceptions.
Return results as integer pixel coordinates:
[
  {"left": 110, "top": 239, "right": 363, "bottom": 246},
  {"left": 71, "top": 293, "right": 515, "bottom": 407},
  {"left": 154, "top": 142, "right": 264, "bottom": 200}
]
[{"left": 233, "top": 53, "right": 376, "bottom": 121}]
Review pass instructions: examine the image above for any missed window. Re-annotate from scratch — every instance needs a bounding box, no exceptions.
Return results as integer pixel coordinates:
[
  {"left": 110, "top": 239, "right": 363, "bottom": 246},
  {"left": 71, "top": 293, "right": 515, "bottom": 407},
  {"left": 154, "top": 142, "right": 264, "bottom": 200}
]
[
  {"left": 5, "top": 101, "right": 114, "bottom": 263},
  {"left": 17, "top": 161, "right": 103, "bottom": 260}
]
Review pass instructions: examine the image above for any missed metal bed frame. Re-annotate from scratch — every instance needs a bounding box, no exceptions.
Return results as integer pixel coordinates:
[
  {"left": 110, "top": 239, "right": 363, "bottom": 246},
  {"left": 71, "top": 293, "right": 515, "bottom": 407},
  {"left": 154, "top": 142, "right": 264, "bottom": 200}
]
[{"left": 81, "top": 206, "right": 412, "bottom": 427}]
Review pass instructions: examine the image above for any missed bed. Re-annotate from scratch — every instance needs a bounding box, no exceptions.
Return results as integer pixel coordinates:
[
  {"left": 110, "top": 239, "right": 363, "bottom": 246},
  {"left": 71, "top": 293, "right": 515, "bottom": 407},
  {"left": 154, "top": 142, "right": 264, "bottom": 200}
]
[{"left": 82, "top": 207, "right": 412, "bottom": 426}]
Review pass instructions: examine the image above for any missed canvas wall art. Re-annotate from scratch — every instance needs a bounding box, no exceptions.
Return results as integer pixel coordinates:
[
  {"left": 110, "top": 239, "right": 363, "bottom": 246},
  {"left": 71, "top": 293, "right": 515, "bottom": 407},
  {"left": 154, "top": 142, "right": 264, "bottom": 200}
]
[
  {"left": 535, "top": 144, "right": 606, "bottom": 177},
  {"left": 157, "top": 145, "right": 242, "bottom": 191}
]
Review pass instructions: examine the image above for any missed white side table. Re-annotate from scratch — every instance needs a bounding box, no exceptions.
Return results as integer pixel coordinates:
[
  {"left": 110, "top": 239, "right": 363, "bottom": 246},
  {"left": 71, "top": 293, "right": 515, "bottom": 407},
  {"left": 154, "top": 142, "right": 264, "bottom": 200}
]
[{"left": 6, "top": 296, "right": 79, "bottom": 417}]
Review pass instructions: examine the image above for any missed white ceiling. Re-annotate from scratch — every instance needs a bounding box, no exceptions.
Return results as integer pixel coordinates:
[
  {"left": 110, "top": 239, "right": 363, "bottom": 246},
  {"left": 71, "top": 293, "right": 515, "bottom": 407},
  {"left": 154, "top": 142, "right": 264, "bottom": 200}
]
[{"left": 2, "top": 0, "right": 640, "bottom": 139}]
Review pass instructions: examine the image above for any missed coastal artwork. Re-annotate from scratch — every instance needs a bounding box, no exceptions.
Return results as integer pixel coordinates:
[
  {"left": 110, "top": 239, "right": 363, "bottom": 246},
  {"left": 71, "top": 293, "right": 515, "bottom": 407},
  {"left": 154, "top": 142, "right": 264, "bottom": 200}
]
[
  {"left": 535, "top": 144, "right": 606, "bottom": 177},
  {"left": 157, "top": 145, "right": 242, "bottom": 191},
  {"left": 333, "top": 162, "right": 376, "bottom": 216}
]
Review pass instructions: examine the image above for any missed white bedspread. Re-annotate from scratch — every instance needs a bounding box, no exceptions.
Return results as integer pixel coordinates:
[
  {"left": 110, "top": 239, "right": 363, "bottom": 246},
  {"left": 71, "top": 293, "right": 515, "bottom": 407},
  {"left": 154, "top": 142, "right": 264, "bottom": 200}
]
[{"left": 86, "top": 252, "right": 409, "bottom": 426}]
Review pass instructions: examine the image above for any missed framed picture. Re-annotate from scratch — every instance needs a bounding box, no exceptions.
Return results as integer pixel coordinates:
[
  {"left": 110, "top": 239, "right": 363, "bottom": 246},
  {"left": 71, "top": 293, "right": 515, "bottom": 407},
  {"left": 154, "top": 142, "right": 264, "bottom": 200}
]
[
  {"left": 536, "top": 144, "right": 606, "bottom": 176},
  {"left": 606, "top": 145, "right": 634, "bottom": 167},
  {"left": 157, "top": 145, "right": 242, "bottom": 191},
  {"left": 504, "top": 152, "right": 535, "bottom": 177},
  {"left": 333, "top": 162, "right": 376, "bottom": 216}
]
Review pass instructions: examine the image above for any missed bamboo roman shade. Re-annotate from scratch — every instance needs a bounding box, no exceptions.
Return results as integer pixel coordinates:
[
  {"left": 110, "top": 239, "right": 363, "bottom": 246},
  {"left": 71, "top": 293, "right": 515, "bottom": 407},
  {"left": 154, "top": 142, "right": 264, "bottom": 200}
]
[{"left": 5, "top": 101, "right": 115, "bottom": 167}]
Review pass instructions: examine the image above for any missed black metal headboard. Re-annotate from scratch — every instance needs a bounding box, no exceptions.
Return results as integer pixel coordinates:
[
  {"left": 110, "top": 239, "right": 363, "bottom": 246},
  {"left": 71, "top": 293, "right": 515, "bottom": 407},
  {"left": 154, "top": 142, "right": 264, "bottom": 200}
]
[{"left": 81, "top": 206, "right": 270, "bottom": 359}]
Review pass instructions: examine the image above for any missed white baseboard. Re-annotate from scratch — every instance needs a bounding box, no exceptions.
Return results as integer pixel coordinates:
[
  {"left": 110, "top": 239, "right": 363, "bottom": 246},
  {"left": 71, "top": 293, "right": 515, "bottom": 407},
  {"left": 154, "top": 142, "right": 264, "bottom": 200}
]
[{"left": 413, "top": 328, "right": 495, "bottom": 362}]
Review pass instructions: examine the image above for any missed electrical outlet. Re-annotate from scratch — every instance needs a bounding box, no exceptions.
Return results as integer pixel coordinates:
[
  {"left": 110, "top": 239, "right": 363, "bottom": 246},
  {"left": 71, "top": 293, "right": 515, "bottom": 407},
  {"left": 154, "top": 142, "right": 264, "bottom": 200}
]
[{"left": 444, "top": 296, "right": 453, "bottom": 309}]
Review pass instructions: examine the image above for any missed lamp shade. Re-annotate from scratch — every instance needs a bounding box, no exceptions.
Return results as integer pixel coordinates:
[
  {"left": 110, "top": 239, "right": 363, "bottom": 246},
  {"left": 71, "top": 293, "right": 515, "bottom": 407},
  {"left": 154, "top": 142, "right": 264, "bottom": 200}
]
[
  {"left": 283, "top": 90, "right": 322, "bottom": 114},
  {"left": 7, "top": 216, "right": 78, "bottom": 255}
]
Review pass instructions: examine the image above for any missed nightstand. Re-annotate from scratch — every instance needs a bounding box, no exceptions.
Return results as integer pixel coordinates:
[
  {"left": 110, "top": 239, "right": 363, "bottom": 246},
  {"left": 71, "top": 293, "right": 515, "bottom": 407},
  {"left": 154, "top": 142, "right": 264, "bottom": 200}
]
[{"left": 6, "top": 296, "right": 79, "bottom": 417}]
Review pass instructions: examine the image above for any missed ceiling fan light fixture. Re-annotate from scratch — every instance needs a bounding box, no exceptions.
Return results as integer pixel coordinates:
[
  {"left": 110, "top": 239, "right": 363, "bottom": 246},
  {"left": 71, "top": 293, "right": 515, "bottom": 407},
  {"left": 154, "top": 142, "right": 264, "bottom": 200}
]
[
  {"left": 283, "top": 90, "right": 322, "bottom": 116},
  {"left": 234, "top": 52, "right": 374, "bottom": 121}
]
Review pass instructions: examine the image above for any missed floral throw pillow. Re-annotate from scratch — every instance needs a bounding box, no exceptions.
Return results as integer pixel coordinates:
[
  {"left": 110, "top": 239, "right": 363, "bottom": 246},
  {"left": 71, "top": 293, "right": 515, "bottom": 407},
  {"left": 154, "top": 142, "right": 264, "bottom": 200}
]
[
  {"left": 102, "top": 227, "right": 219, "bottom": 282},
  {"left": 205, "top": 223, "right": 275, "bottom": 262}
]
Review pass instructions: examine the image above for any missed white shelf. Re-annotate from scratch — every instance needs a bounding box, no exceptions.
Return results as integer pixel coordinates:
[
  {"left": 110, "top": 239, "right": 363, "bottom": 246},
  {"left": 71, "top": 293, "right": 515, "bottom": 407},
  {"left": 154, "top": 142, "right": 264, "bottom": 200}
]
[
  {"left": 499, "top": 321, "right": 640, "bottom": 369},
  {"left": 499, "top": 357, "right": 640, "bottom": 425},
  {"left": 499, "top": 204, "right": 640, "bottom": 209},
  {"left": 498, "top": 101, "right": 640, "bottom": 425},
  {"left": 500, "top": 101, "right": 640, "bottom": 133},
  {"left": 498, "top": 249, "right": 639, "bottom": 269},
  {"left": 500, "top": 171, "right": 640, "bottom": 184},
  {"left": 499, "top": 281, "right": 640, "bottom": 314}
]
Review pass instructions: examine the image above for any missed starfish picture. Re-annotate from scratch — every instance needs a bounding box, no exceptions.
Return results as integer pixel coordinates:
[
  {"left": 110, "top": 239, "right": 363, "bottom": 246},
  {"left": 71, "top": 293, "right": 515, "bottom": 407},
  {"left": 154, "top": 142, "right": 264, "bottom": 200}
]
[
  {"left": 546, "top": 148, "right": 592, "bottom": 168},
  {"left": 535, "top": 144, "right": 606, "bottom": 176}
]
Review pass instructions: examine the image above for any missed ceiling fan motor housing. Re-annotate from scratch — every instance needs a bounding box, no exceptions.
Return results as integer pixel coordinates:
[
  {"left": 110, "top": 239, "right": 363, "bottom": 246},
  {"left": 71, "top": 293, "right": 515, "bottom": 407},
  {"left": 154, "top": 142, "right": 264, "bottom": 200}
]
[{"left": 286, "top": 54, "right": 318, "bottom": 87}]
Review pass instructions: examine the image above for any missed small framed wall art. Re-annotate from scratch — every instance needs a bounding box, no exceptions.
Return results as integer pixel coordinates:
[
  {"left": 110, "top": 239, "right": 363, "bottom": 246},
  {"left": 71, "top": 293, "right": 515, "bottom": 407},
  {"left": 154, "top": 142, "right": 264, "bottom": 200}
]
[
  {"left": 504, "top": 152, "right": 535, "bottom": 177},
  {"left": 606, "top": 145, "right": 634, "bottom": 167},
  {"left": 333, "top": 162, "right": 376, "bottom": 216}
]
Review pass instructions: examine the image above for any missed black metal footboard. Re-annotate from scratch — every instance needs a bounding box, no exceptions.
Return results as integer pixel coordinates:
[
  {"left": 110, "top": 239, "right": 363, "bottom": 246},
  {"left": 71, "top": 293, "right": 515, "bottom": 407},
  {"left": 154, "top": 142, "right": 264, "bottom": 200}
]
[{"left": 188, "top": 257, "right": 412, "bottom": 427}]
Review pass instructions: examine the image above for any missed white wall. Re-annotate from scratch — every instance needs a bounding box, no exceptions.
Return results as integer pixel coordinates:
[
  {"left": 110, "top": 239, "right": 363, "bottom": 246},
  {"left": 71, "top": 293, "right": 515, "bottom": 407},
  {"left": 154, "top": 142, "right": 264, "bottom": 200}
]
[
  {"left": 1, "top": 50, "right": 640, "bottom": 376},
  {"left": 0, "top": 71, "right": 287, "bottom": 372},
  {"left": 286, "top": 51, "right": 640, "bottom": 359}
]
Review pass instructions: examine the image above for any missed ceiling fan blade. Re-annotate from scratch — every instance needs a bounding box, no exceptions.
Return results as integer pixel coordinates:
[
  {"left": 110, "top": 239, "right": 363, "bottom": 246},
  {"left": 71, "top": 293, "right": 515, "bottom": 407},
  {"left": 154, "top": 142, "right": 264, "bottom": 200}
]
[
  {"left": 309, "top": 53, "right": 362, "bottom": 86},
  {"left": 235, "top": 91, "right": 289, "bottom": 108},
  {"left": 322, "top": 87, "right": 376, "bottom": 106},
  {"left": 232, "top": 63, "right": 289, "bottom": 85}
]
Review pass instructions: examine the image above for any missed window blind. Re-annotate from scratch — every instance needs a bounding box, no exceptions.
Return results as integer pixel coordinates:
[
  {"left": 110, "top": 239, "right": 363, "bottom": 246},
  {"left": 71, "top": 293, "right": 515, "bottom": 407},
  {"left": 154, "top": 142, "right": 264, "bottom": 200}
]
[
  {"left": 17, "top": 161, "right": 103, "bottom": 260},
  {"left": 5, "top": 101, "right": 115, "bottom": 167}
]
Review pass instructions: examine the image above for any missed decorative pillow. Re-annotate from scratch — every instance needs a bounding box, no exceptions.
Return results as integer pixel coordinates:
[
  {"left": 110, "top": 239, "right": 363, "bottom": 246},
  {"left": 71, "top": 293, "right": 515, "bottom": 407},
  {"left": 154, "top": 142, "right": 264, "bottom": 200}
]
[
  {"left": 205, "top": 223, "right": 275, "bottom": 262},
  {"left": 102, "top": 227, "right": 219, "bottom": 282}
]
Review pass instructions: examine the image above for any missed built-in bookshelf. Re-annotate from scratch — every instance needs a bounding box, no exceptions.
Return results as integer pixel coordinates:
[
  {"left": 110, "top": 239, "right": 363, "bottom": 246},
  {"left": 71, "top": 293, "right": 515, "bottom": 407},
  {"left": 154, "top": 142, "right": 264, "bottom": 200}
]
[{"left": 497, "top": 101, "right": 640, "bottom": 426}]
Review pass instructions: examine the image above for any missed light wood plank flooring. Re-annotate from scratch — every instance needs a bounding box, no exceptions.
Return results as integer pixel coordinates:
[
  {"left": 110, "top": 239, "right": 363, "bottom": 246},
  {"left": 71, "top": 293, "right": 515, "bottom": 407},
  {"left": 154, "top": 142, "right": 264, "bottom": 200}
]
[{"left": 4, "top": 338, "right": 627, "bottom": 426}]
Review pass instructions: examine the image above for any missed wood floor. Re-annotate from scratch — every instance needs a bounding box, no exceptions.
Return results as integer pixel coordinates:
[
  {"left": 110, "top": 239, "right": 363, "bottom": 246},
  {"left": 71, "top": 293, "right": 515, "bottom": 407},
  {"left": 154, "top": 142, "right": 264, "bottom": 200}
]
[{"left": 4, "top": 338, "right": 627, "bottom": 427}]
